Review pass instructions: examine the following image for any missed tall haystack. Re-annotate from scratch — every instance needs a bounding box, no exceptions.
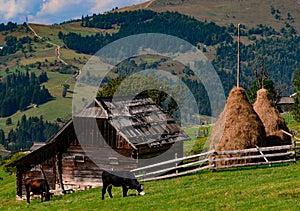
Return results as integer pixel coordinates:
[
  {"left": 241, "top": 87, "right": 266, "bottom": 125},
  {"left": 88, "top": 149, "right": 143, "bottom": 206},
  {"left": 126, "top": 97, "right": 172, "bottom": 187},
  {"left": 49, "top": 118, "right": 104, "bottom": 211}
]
[
  {"left": 253, "top": 88, "right": 291, "bottom": 146},
  {"left": 209, "top": 87, "right": 267, "bottom": 166}
]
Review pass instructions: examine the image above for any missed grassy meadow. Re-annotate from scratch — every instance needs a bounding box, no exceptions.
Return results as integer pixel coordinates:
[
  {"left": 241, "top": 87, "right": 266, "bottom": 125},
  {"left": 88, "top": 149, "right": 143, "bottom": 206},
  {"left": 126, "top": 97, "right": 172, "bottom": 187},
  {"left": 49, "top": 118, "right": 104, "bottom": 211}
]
[
  {"left": 1, "top": 162, "right": 300, "bottom": 210},
  {"left": 0, "top": 71, "right": 74, "bottom": 134},
  {"left": 0, "top": 8, "right": 299, "bottom": 209}
]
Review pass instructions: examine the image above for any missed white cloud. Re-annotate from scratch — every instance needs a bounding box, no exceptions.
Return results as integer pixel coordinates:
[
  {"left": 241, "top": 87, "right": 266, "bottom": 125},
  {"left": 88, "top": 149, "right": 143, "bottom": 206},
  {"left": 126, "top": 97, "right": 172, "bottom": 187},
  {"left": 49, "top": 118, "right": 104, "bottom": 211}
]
[
  {"left": 37, "top": 0, "right": 84, "bottom": 16},
  {"left": 0, "top": 0, "right": 27, "bottom": 20},
  {"left": 0, "top": 0, "right": 149, "bottom": 24},
  {"left": 89, "top": 0, "right": 146, "bottom": 14}
]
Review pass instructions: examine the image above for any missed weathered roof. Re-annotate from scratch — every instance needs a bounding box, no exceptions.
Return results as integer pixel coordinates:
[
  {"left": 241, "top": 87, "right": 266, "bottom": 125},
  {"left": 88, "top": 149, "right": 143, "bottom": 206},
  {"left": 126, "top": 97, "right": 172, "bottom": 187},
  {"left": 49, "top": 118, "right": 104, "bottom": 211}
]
[
  {"left": 75, "top": 105, "right": 108, "bottom": 119},
  {"left": 74, "top": 95, "right": 189, "bottom": 147},
  {"left": 277, "top": 97, "right": 294, "bottom": 105},
  {"left": 30, "top": 142, "right": 46, "bottom": 151},
  {"left": 96, "top": 95, "right": 190, "bottom": 147}
]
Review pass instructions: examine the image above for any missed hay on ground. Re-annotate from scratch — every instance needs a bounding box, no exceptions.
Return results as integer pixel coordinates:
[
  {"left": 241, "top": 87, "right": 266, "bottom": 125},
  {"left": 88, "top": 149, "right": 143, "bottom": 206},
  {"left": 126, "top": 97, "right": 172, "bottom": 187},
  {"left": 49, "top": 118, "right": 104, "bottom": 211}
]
[
  {"left": 253, "top": 88, "right": 291, "bottom": 146},
  {"left": 209, "top": 87, "right": 267, "bottom": 166}
]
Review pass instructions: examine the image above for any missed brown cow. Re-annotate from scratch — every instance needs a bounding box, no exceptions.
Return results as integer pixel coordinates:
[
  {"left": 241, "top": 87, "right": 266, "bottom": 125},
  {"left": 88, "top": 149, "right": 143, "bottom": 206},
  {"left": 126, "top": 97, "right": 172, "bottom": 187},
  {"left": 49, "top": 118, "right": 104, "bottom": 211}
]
[{"left": 25, "top": 178, "right": 51, "bottom": 204}]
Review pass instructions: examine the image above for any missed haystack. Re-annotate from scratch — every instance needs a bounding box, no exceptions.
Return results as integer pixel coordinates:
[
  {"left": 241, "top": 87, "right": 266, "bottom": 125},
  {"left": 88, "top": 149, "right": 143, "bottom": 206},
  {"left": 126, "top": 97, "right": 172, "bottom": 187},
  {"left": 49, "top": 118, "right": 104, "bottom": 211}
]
[
  {"left": 253, "top": 88, "right": 291, "bottom": 146},
  {"left": 209, "top": 87, "right": 267, "bottom": 166}
]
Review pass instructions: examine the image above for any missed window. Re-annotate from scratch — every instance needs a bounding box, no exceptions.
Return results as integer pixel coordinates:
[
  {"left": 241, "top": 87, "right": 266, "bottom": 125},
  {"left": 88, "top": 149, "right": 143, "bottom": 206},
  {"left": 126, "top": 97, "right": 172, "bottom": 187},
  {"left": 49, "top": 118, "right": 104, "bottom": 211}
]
[
  {"left": 75, "top": 155, "right": 85, "bottom": 163},
  {"left": 109, "top": 157, "right": 119, "bottom": 165}
]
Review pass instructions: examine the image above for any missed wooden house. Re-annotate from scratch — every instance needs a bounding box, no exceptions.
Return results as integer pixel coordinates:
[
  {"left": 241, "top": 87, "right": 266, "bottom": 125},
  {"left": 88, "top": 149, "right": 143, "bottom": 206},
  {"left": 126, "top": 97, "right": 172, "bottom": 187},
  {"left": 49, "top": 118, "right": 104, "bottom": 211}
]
[
  {"left": 11, "top": 95, "right": 189, "bottom": 199},
  {"left": 276, "top": 96, "right": 294, "bottom": 113}
]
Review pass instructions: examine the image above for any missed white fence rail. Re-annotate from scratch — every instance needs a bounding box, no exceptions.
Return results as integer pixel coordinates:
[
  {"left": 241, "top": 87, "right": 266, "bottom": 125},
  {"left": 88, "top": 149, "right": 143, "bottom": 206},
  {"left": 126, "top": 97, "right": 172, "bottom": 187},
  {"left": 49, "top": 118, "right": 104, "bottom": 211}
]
[{"left": 132, "top": 142, "right": 299, "bottom": 182}]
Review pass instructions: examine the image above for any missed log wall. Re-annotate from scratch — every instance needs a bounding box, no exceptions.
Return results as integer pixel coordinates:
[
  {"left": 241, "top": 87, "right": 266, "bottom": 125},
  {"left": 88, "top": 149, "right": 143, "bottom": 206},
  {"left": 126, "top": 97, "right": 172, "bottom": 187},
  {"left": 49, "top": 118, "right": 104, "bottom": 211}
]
[{"left": 61, "top": 144, "right": 137, "bottom": 191}]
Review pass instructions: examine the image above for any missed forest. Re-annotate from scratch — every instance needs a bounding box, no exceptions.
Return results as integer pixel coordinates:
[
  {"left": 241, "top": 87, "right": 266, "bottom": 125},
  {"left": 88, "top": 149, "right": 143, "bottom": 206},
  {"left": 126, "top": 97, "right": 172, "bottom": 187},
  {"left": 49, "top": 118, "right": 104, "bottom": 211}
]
[
  {"left": 0, "top": 71, "right": 52, "bottom": 117},
  {"left": 61, "top": 10, "right": 232, "bottom": 54},
  {"left": 0, "top": 21, "right": 17, "bottom": 32},
  {"left": 0, "top": 34, "right": 34, "bottom": 56},
  {"left": 214, "top": 35, "right": 299, "bottom": 95},
  {"left": 0, "top": 115, "right": 59, "bottom": 155},
  {"left": 60, "top": 10, "right": 299, "bottom": 97},
  {"left": 94, "top": 57, "right": 211, "bottom": 118}
]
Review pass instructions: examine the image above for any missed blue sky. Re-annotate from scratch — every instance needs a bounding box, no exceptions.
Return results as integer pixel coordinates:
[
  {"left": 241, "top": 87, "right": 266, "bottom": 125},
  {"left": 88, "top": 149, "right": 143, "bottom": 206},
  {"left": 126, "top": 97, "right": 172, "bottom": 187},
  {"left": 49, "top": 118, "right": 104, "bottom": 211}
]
[{"left": 0, "top": 0, "right": 148, "bottom": 24}]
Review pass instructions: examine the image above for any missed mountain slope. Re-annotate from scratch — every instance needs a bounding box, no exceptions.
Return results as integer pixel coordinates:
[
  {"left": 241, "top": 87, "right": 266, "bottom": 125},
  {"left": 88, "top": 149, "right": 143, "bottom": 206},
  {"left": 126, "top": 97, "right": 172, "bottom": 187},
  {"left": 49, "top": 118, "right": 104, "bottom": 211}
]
[
  {"left": 0, "top": 1, "right": 298, "bottom": 152},
  {"left": 127, "top": 0, "right": 300, "bottom": 34}
]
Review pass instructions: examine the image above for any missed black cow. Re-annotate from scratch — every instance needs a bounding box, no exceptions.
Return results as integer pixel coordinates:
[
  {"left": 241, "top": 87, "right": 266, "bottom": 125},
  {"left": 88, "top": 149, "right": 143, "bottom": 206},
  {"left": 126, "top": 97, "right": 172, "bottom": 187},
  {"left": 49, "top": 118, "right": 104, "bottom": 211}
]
[
  {"left": 102, "top": 170, "right": 145, "bottom": 200},
  {"left": 25, "top": 178, "right": 51, "bottom": 204}
]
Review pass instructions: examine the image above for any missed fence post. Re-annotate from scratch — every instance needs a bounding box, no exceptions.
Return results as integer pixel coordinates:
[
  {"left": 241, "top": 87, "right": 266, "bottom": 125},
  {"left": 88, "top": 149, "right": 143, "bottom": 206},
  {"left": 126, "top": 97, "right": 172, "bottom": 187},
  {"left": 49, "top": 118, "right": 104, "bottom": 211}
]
[
  {"left": 293, "top": 141, "right": 297, "bottom": 163},
  {"left": 175, "top": 153, "right": 178, "bottom": 175},
  {"left": 210, "top": 151, "right": 216, "bottom": 172}
]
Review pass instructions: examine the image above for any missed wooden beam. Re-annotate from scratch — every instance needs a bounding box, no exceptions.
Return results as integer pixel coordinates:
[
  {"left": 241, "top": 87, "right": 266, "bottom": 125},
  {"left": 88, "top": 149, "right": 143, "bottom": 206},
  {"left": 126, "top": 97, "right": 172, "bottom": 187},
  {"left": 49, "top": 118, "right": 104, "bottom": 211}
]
[
  {"left": 55, "top": 153, "right": 65, "bottom": 193},
  {"left": 16, "top": 169, "right": 23, "bottom": 198},
  {"left": 211, "top": 151, "right": 294, "bottom": 162},
  {"left": 237, "top": 23, "right": 241, "bottom": 87},
  {"left": 214, "top": 159, "right": 296, "bottom": 170},
  {"left": 140, "top": 165, "right": 210, "bottom": 182},
  {"left": 281, "top": 129, "right": 300, "bottom": 141},
  {"left": 256, "top": 145, "right": 269, "bottom": 164},
  {"left": 131, "top": 150, "right": 213, "bottom": 172},
  {"left": 214, "top": 145, "right": 293, "bottom": 155},
  {"left": 135, "top": 158, "right": 209, "bottom": 178}
]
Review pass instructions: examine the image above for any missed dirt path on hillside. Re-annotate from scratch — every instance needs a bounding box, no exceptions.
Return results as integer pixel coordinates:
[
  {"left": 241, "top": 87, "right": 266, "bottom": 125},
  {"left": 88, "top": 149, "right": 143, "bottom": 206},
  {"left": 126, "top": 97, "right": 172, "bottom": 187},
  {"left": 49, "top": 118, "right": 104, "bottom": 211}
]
[
  {"left": 27, "top": 24, "right": 68, "bottom": 65},
  {"left": 145, "top": 0, "right": 155, "bottom": 8}
]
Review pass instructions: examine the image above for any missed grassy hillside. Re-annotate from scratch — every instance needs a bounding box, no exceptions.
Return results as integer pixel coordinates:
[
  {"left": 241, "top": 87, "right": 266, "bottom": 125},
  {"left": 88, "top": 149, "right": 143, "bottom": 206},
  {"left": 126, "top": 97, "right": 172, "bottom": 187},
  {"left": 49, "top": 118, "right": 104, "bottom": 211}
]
[
  {"left": 0, "top": 0, "right": 298, "bottom": 149},
  {"left": 0, "top": 71, "right": 73, "bottom": 134},
  {"left": 128, "top": 0, "right": 300, "bottom": 34},
  {"left": 0, "top": 21, "right": 96, "bottom": 133},
  {"left": 1, "top": 163, "right": 300, "bottom": 210}
]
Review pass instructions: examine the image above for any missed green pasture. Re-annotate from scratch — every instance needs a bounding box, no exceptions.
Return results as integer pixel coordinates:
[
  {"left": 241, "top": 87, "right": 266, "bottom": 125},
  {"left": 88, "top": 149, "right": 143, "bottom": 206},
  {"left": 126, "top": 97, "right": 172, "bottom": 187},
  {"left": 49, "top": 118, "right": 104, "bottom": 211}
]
[
  {"left": 1, "top": 162, "right": 300, "bottom": 210},
  {"left": 0, "top": 71, "right": 74, "bottom": 134}
]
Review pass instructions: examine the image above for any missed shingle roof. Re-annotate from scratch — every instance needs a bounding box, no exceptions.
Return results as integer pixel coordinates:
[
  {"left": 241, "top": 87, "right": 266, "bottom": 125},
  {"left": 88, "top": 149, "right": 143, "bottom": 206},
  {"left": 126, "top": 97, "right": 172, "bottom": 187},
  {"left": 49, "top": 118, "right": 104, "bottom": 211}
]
[
  {"left": 98, "top": 95, "right": 189, "bottom": 147},
  {"left": 277, "top": 97, "right": 294, "bottom": 105}
]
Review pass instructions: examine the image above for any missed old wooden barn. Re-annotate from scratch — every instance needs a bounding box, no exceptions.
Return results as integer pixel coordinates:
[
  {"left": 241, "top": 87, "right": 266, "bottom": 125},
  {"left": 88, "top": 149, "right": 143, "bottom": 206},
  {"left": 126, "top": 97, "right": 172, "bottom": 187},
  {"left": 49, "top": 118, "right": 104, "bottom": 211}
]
[{"left": 11, "top": 95, "right": 189, "bottom": 199}]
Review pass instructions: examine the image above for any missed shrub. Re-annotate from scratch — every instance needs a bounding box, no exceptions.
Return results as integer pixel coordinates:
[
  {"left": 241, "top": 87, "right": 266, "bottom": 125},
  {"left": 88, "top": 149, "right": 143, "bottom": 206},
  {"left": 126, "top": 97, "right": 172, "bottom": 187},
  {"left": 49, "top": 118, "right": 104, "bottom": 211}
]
[{"left": 2, "top": 152, "right": 27, "bottom": 174}]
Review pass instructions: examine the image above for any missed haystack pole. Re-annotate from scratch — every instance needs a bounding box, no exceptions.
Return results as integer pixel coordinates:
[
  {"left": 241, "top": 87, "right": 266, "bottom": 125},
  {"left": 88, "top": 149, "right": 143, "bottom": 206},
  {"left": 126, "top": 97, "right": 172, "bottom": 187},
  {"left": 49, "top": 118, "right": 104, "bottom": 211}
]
[{"left": 237, "top": 23, "right": 241, "bottom": 88}]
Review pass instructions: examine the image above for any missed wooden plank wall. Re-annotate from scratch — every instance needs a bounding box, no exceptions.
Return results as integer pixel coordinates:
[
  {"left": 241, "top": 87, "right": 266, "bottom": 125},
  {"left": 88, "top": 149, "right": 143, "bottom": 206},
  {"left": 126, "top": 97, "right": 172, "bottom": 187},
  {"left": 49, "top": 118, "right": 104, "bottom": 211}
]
[{"left": 61, "top": 145, "right": 137, "bottom": 191}]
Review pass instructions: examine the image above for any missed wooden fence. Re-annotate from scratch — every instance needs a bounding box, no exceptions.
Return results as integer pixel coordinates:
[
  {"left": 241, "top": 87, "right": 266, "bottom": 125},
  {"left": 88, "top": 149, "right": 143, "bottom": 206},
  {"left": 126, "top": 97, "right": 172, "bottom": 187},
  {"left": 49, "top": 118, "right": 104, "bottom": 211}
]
[{"left": 132, "top": 141, "right": 300, "bottom": 182}]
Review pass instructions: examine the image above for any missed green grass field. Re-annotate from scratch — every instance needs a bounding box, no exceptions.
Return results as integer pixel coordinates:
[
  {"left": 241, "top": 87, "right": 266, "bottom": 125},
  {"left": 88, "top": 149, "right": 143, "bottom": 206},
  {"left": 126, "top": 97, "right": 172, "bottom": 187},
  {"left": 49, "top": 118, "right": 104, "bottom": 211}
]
[
  {"left": 1, "top": 162, "right": 300, "bottom": 210},
  {"left": 0, "top": 71, "right": 74, "bottom": 134}
]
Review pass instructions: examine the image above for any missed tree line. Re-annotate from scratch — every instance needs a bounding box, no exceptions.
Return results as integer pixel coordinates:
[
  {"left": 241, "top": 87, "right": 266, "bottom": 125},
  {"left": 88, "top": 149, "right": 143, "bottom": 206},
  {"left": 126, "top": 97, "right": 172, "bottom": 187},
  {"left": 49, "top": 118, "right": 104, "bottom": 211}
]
[
  {"left": 214, "top": 35, "right": 299, "bottom": 95},
  {"left": 0, "top": 115, "right": 59, "bottom": 153},
  {"left": 0, "top": 35, "right": 34, "bottom": 56},
  {"left": 61, "top": 10, "right": 232, "bottom": 54},
  {"left": 0, "top": 21, "right": 17, "bottom": 32},
  {"left": 0, "top": 71, "right": 52, "bottom": 117},
  {"left": 61, "top": 10, "right": 298, "bottom": 97},
  {"left": 81, "top": 10, "right": 155, "bottom": 29},
  {"left": 95, "top": 57, "right": 212, "bottom": 117}
]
